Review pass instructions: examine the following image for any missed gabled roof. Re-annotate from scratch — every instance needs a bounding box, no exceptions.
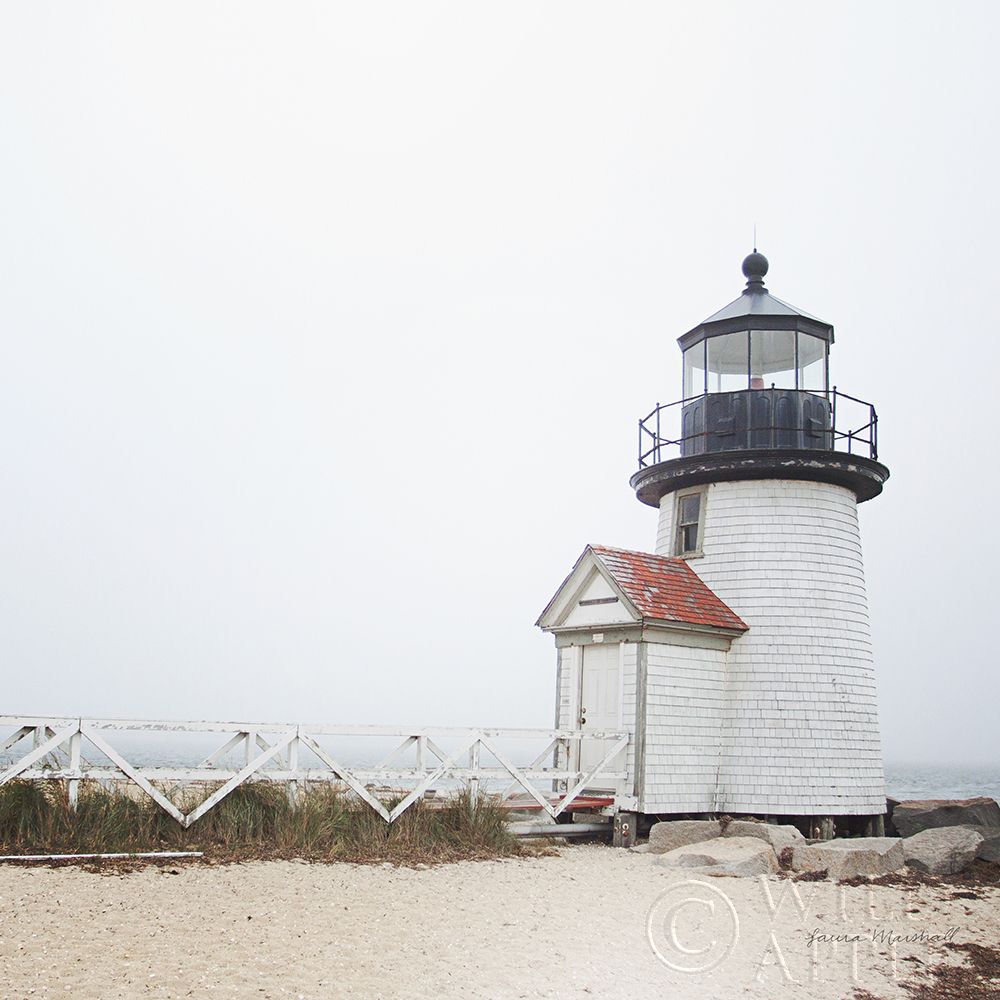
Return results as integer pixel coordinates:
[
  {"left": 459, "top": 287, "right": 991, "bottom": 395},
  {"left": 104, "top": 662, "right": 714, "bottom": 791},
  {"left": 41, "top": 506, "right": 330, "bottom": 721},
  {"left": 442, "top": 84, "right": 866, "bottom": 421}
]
[
  {"left": 590, "top": 545, "right": 748, "bottom": 632},
  {"left": 536, "top": 544, "right": 748, "bottom": 634}
]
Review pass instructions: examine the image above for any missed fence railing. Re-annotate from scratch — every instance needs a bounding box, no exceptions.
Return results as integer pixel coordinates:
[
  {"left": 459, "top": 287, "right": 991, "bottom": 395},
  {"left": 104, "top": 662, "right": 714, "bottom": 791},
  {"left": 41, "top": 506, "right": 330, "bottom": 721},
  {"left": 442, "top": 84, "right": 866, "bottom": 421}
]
[{"left": 0, "top": 716, "right": 629, "bottom": 828}]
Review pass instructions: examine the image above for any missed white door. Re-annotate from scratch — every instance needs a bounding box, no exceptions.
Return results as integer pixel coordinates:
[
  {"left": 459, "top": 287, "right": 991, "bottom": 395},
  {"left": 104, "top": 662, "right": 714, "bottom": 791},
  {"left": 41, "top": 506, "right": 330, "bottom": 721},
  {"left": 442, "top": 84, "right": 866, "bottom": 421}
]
[{"left": 579, "top": 643, "right": 621, "bottom": 780}]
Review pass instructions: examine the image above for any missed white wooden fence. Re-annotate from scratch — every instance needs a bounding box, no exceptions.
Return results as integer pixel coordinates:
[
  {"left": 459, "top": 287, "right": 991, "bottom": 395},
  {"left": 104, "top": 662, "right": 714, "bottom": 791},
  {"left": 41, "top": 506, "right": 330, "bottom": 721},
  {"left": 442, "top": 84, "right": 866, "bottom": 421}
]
[{"left": 0, "top": 716, "right": 629, "bottom": 829}]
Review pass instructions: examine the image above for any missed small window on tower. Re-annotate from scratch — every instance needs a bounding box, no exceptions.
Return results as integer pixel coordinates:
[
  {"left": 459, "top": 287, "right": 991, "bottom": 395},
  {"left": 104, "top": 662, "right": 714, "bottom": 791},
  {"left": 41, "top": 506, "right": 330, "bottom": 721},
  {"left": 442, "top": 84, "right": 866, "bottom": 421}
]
[{"left": 675, "top": 491, "right": 704, "bottom": 556}]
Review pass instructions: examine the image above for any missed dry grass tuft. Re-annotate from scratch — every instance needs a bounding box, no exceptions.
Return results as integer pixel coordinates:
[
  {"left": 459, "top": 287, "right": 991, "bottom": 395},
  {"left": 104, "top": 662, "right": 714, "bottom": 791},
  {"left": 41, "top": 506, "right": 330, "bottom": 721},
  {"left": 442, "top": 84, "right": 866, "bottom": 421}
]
[{"left": 0, "top": 781, "right": 525, "bottom": 866}]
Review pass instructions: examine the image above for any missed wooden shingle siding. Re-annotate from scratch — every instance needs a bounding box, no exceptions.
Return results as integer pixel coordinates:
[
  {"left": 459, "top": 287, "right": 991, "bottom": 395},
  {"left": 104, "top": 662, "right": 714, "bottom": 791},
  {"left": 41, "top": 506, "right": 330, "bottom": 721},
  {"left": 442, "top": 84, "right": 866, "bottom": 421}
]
[
  {"left": 655, "top": 479, "right": 885, "bottom": 815},
  {"left": 640, "top": 642, "right": 728, "bottom": 813}
]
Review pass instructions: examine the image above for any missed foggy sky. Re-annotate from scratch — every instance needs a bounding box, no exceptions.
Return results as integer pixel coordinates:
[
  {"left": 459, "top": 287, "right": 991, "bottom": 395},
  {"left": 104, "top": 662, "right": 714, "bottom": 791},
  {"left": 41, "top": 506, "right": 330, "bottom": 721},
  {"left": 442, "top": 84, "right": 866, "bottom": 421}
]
[{"left": 1, "top": 3, "right": 997, "bottom": 765}]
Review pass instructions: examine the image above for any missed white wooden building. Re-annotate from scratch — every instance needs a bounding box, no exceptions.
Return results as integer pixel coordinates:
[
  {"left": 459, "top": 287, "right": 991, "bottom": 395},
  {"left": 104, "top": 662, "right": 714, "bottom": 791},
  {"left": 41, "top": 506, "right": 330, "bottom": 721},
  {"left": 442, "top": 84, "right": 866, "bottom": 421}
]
[{"left": 538, "top": 252, "right": 889, "bottom": 828}]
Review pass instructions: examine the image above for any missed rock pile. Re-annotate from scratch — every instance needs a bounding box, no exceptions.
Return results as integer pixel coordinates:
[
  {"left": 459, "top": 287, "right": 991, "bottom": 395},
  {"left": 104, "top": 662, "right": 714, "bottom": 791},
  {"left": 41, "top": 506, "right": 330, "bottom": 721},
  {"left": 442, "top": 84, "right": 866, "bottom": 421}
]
[
  {"left": 902, "top": 826, "right": 984, "bottom": 875},
  {"left": 647, "top": 819, "right": 721, "bottom": 854},
  {"left": 890, "top": 797, "right": 1000, "bottom": 838},
  {"left": 639, "top": 797, "right": 1000, "bottom": 880},
  {"left": 790, "top": 837, "right": 904, "bottom": 879},
  {"left": 891, "top": 796, "right": 1000, "bottom": 868}
]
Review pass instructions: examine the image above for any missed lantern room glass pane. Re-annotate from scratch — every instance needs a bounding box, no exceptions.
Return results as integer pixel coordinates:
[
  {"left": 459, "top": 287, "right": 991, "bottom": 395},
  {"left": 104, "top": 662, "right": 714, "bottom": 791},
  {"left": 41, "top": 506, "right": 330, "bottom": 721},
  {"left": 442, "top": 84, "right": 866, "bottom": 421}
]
[
  {"left": 797, "top": 333, "right": 828, "bottom": 391},
  {"left": 706, "top": 331, "right": 749, "bottom": 392},
  {"left": 683, "top": 342, "right": 707, "bottom": 399},
  {"left": 750, "top": 330, "right": 796, "bottom": 390}
]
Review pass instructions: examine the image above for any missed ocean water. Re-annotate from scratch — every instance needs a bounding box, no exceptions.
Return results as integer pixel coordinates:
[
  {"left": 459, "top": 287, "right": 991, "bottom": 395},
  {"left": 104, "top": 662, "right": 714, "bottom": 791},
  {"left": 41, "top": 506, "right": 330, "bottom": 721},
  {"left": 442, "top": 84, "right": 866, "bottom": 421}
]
[{"left": 884, "top": 763, "right": 1000, "bottom": 803}]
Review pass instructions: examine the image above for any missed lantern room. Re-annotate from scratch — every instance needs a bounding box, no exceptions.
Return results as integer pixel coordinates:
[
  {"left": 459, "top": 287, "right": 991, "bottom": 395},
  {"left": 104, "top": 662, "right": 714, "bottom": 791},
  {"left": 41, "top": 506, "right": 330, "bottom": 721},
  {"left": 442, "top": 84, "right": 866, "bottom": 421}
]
[{"left": 677, "top": 251, "right": 835, "bottom": 455}]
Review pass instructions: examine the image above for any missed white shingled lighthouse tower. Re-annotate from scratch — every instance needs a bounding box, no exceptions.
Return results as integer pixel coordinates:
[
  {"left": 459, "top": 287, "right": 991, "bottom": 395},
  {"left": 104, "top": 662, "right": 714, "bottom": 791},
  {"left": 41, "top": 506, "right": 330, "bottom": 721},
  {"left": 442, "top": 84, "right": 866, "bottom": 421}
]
[{"left": 538, "top": 251, "right": 888, "bottom": 835}]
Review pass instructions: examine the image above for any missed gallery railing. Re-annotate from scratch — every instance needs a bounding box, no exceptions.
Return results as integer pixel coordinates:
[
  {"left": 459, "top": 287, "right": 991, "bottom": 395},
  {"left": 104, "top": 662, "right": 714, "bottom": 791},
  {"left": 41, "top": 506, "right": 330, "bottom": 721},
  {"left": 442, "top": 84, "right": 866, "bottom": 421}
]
[{"left": 637, "top": 386, "right": 878, "bottom": 468}]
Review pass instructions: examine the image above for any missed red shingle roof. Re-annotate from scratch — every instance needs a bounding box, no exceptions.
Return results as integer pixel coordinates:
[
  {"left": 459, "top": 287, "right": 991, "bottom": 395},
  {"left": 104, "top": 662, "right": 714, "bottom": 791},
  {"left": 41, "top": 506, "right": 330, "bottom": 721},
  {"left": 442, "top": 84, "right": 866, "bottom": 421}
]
[{"left": 590, "top": 545, "right": 748, "bottom": 633}]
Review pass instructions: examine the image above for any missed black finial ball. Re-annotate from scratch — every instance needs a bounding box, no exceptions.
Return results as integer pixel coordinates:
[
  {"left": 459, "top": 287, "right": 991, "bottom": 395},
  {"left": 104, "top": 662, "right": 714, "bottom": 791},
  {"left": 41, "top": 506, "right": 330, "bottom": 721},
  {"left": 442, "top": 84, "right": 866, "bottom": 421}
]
[{"left": 742, "top": 251, "right": 769, "bottom": 280}]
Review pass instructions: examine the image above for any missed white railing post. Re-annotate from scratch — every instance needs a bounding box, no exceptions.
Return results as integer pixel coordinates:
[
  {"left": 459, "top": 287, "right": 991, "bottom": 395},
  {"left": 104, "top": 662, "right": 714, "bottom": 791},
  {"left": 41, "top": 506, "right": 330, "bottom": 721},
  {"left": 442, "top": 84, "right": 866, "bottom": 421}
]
[
  {"left": 560, "top": 737, "right": 571, "bottom": 793},
  {"left": 468, "top": 739, "right": 480, "bottom": 809},
  {"left": 415, "top": 735, "right": 426, "bottom": 773},
  {"left": 288, "top": 728, "right": 300, "bottom": 808},
  {"left": 67, "top": 723, "right": 82, "bottom": 811}
]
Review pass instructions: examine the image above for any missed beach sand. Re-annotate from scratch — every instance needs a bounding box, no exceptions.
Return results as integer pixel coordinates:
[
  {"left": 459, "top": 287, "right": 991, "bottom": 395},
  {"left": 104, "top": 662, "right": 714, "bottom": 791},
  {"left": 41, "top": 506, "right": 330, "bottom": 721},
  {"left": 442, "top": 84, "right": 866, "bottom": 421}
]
[{"left": 0, "top": 845, "right": 996, "bottom": 999}]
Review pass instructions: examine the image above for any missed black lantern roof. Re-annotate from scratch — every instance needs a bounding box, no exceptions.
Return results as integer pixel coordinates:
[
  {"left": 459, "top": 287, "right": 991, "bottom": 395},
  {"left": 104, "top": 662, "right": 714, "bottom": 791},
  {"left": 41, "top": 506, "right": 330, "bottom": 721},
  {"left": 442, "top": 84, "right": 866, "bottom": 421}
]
[{"left": 677, "top": 252, "right": 834, "bottom": 350}]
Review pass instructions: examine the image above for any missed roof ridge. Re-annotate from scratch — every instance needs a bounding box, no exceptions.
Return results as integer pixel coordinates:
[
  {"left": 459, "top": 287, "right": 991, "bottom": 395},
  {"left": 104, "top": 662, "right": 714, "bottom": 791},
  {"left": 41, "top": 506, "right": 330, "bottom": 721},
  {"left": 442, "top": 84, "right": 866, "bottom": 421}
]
[{"left": 589, "top": 543, "right": 689, "bottom": 564}]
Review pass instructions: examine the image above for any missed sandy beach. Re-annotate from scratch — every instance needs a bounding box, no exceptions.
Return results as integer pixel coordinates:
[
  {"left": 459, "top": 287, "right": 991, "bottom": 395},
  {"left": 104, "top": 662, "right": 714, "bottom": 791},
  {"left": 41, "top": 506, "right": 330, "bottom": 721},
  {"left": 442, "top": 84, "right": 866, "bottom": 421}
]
[{"left": 0, "top": 845, "right": 997, "bottom": 999}]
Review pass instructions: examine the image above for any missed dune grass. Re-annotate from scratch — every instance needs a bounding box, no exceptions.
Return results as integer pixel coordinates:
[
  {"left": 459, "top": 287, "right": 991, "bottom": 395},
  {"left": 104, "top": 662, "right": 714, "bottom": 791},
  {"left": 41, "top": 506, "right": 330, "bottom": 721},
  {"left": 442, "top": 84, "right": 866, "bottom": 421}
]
[{"left": 0, "top": 781, "right": 524, "bottom": 864}]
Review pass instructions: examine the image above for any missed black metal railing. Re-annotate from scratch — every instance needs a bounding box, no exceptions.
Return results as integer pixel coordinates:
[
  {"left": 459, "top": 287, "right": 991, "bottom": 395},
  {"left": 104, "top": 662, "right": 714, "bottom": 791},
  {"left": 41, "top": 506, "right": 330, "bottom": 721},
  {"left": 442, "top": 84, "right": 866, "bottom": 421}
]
[{"left": 637, "top": 387, "right": 878, "bottom": 469}]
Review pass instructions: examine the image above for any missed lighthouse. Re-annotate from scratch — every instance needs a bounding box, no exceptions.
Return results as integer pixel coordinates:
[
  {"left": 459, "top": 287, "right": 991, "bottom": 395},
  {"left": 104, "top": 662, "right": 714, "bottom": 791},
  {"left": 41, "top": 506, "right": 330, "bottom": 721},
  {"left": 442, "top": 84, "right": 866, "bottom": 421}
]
[{"left": 538, "top": 252, "right": 888, "bottom": 835}]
